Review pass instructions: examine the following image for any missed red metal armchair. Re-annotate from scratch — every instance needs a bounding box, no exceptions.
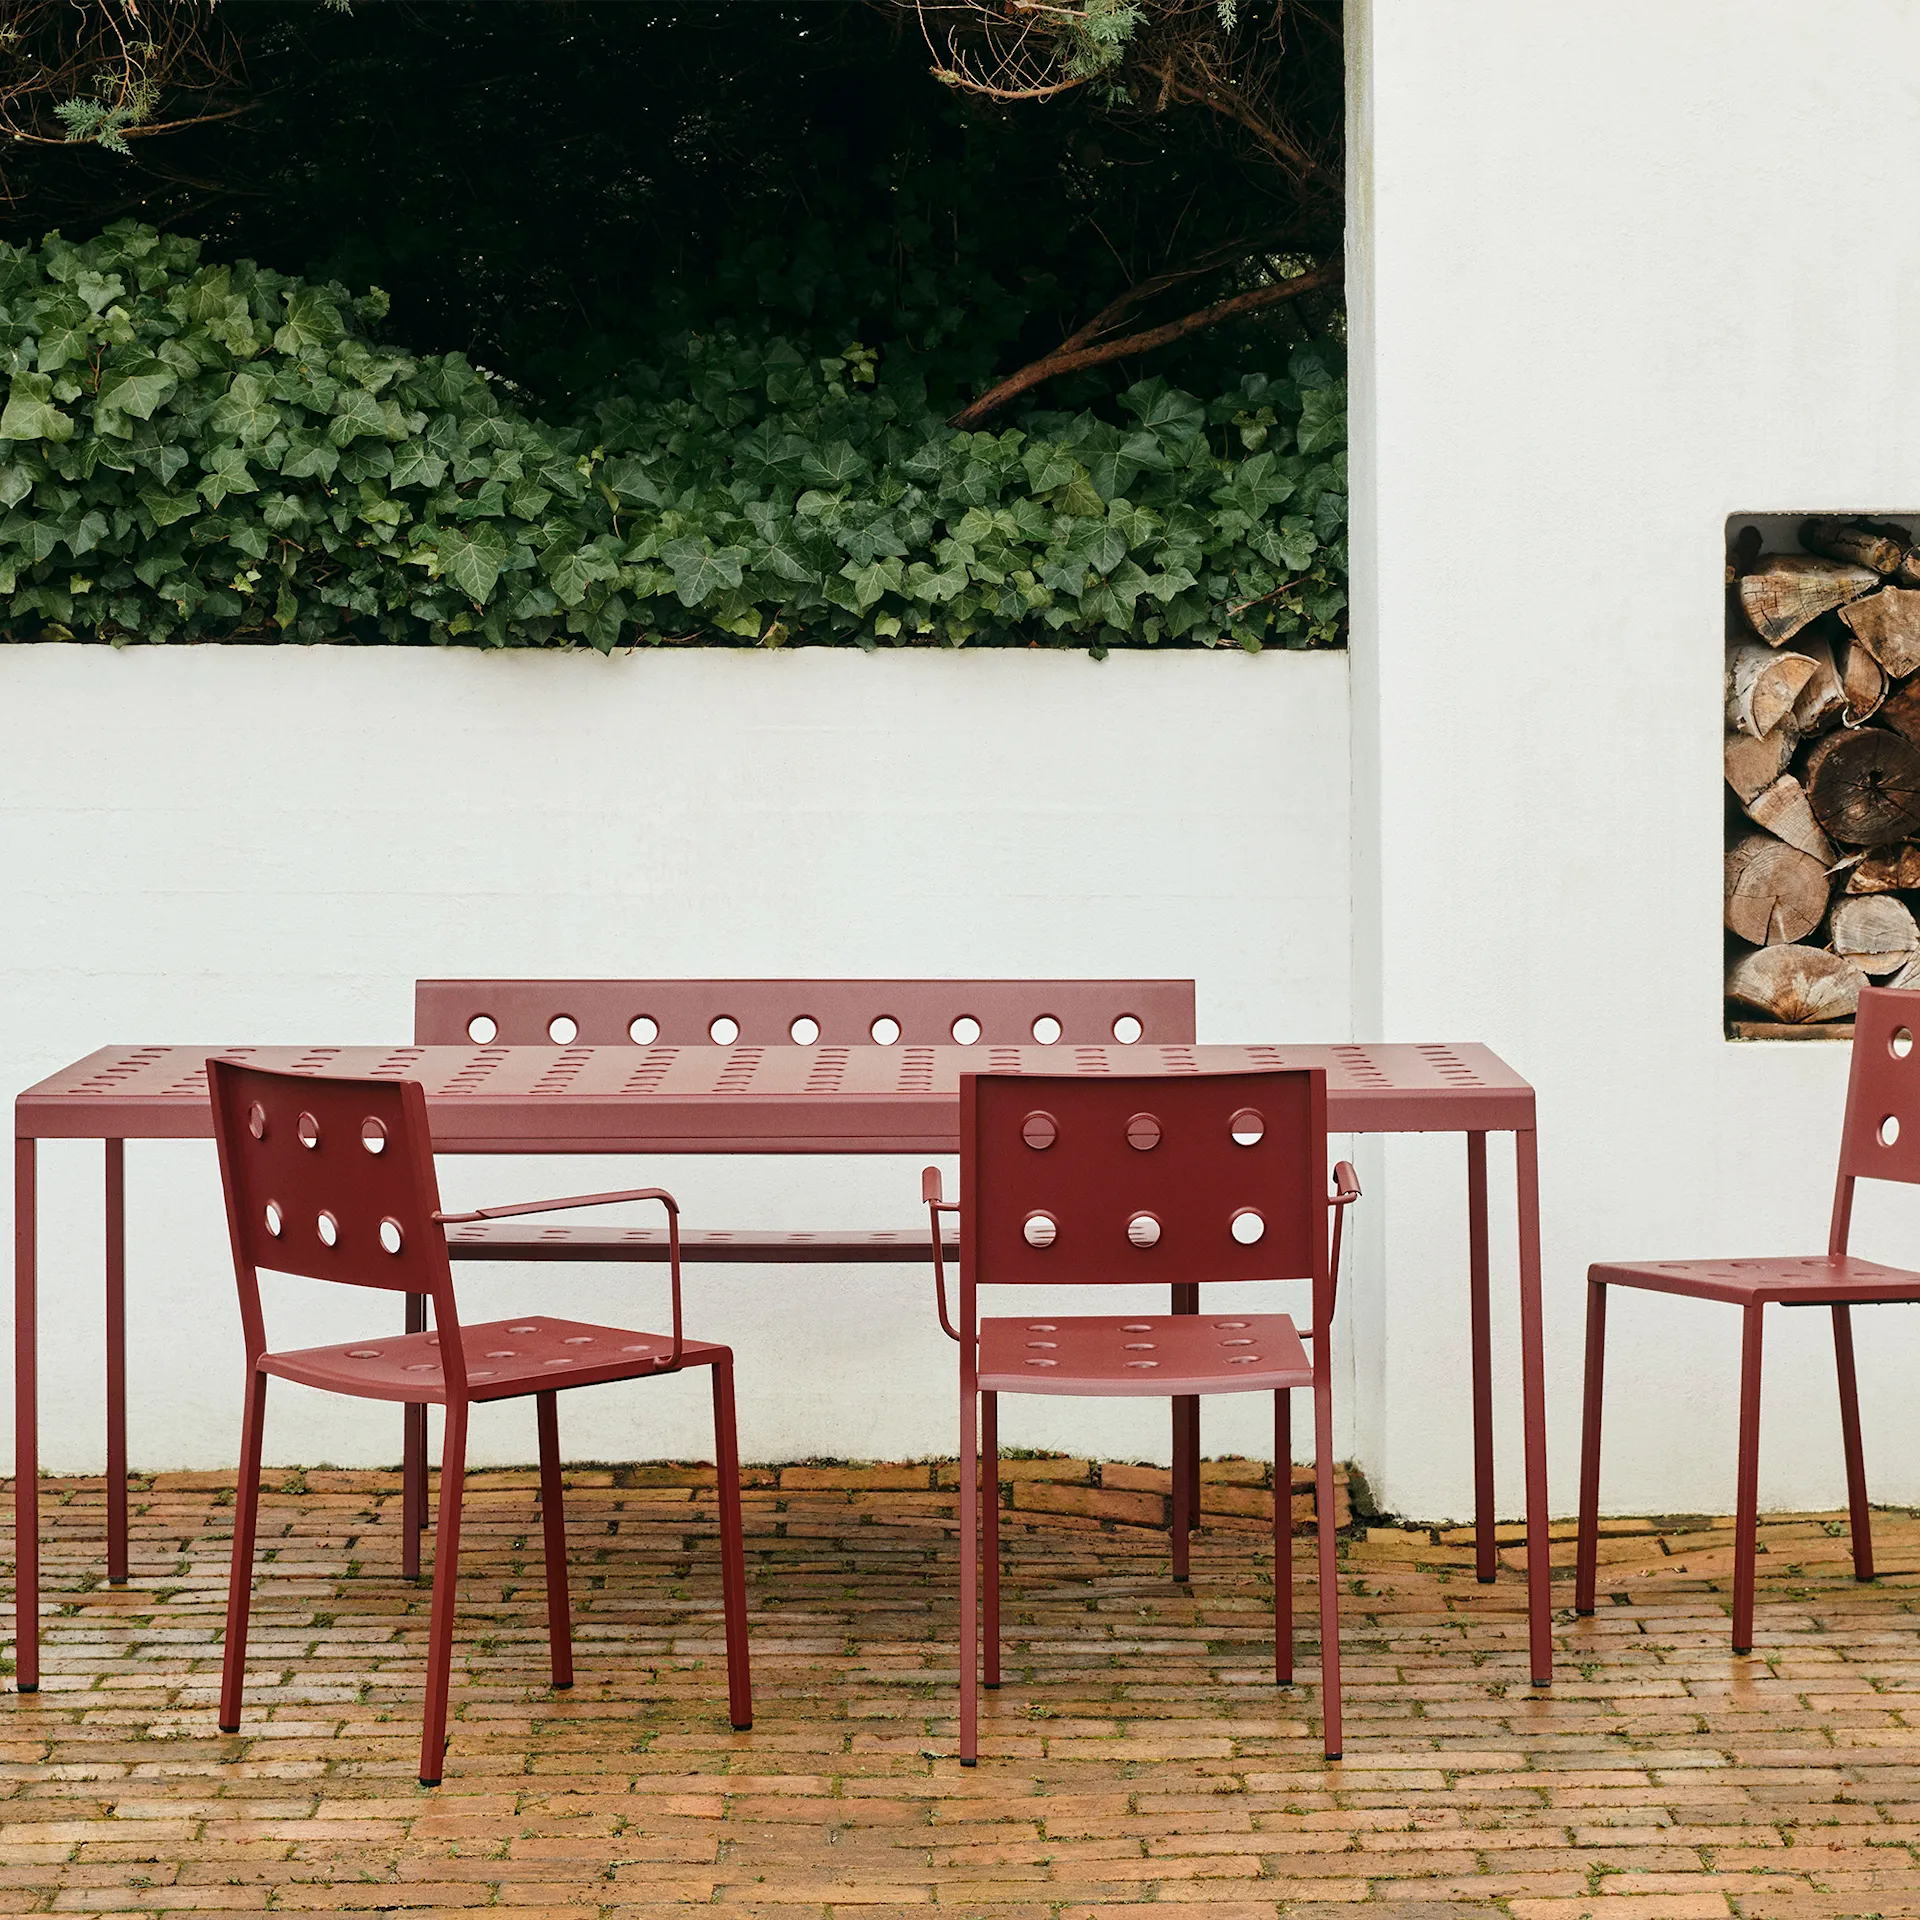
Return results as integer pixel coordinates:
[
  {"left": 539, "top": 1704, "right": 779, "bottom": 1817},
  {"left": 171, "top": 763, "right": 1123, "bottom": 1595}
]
[
  {"left": 207, "top": 1060, "right": 751, "bottom": 1786},
  {"left": 1577, "top": 984, "right": 1920, "bottom": 1652},
  {"left": 928, "top": 1068, "right": 1359, "bottom": 1762}
]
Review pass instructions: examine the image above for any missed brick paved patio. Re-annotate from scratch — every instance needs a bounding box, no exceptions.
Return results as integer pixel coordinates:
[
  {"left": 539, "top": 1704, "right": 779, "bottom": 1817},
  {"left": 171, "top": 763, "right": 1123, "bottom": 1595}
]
[{"left": 4, "top": 1459, "right": 1920, "bottom": 1919}]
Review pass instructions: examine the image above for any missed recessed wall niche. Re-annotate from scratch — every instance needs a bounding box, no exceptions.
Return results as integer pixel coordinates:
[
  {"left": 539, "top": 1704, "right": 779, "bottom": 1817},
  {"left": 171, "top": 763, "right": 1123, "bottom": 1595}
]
[{"left": 1726, "top": 512, "right": 1920, "bottom": 1038}]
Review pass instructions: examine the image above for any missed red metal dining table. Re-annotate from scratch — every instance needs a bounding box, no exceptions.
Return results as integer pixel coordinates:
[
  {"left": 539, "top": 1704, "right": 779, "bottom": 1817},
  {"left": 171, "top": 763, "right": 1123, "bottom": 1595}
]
[{"left": 12, "top": 1039, "right": 1550, "bottom": 1689}]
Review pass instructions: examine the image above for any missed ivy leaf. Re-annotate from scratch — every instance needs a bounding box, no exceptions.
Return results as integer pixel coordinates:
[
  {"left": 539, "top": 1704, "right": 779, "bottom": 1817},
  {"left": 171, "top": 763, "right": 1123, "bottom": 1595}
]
[
  {"left": 389, "top": 444, "right": 448, "bottom": 490},
  {"left": 96, "top": 356, "right": 178, "bottom": 423},
  {"left": 1249, "top": 517, "right": 1317, "bottom": 571},
  {"left": 1022, "top": 444, "right": 1079, "bottom": 493},
  {"left": 434, "top": 522, "right": 511, "bottom": 605},
  {"left": 1297, "top": 382, "right": 1347, "bottom": 456},
  {"left": 274, "top": 286, "right": 345, "bottom": 356},
  {"left": 198, "top": 444, "right": 257, "bottom": 505},
  {"left": 1123, "top": 378, "right": 1208, "bottom": 446},
  {"left": 211, "top": 372, "right": 279, "bottom": 444},
  {"left": 662, "top": 536, "right": 747, "bottom": 606},
  {"left": 1, "top": 373, "right": 74, "bottom": 443},
  {"left": 799, "top": 439, "right": 864, "bottom": 489},
  {"left": 328, "top": 387, "right": 389, "bottom": 446}
]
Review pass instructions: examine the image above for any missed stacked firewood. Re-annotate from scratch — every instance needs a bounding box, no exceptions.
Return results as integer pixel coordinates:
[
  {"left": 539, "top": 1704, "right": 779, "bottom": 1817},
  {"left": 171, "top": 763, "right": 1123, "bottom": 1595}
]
[{"left": 1726, "top": 519, "right": 1920, "bottom": 1032}]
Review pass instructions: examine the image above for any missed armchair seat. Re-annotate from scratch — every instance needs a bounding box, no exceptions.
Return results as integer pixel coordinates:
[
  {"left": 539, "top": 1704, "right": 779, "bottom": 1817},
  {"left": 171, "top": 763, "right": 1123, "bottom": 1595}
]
[
  {"left": 263, "top": 1315, "right": 728, "bottom": 1403},
  {"left": 1590, "top": 1254, "right": 1920, "bottom": 1307},
  {"left": 979, "top": 1312, "right": 1311, "bottom": 1396}
]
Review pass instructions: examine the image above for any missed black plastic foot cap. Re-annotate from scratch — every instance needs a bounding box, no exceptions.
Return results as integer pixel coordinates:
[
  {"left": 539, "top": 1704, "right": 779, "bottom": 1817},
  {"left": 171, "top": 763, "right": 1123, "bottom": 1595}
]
[
  {"left": 1476, "top": 1574, "right": 1496, "bottom": 1585},
  {"left": 1574, "top": 1605, "right": 1595, "bottom": 1617},
  {"left": 15, "top": 1684, "right": 35, "bottom": 1695},
  {"left": 419, "top": 1776, "right": 441, "bottom": 1789},
  {"left": 959, "top": 1756, "right": 977, "bottom": 1768},
  {"left": 731, "top": 1719, "right": 753, "bottom": 1732},
  {"left": 1733, "top": 1646, "right": 1751, "bottom": 1657},
  {"left": 1324, "top": 1750, "right": 1341, "bottom": 1762},
  {"left": 1532, "top": 1674, "right": 1552, "bottom": 1687},
  {"left": 218, "top": 1723, "right": 239, "bottom": 1735},
  {"left": 551, "top": 1680, "right": 573, "bottom": 1691},
  {"left": 984, "top": 1681, "right": 1000, "bottom": 1691},
  {"left": 108, "top": 1577, "right": 128, "bottom": 1588}
]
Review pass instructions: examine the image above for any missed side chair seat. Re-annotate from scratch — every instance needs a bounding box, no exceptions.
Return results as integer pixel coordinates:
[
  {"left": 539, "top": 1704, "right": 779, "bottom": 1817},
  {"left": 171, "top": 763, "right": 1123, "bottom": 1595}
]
[
  {"left": 262, "top": 1315, "right": 730, "bottom": 1403},
  {"left": 1591, "top": 1254, "right": 1920, "bottom": 1307},
  {"left": 979, "top": 1311, "right": 1311, "bottom": 1396}
]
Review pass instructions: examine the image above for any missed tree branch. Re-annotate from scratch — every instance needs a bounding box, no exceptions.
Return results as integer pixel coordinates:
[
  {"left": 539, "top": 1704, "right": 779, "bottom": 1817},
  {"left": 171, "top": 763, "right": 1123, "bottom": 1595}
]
[{"left": 949, "top": 254, "right": 1342, "bottom": 428}]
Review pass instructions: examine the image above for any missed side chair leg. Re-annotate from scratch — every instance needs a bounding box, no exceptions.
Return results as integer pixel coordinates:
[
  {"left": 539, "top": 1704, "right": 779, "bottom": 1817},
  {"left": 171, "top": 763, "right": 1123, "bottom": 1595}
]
[
  {"left": 1274, "top": 1390, "right": 1293, "bottom": 1687},
  {"left": 418, "top": 1400, "right": 469, "bottom": 1788},
  {"left": 1313, "top": 1379, "right": 1342, "bottom": 1761},
  {"left": 105, "top": 1140, "right": 128, "bottom": 1586},
  {"left": 959, "top": 1376, "right": 979, "bottom": 1766},
  {"left": 1832, "top": 1304, "right": 1875, "bottom": 1582},
  {"left": 711, "top": 1358, "right": 753, "bottom": 1730},
  {"left": 1467, "top": 1131, "right": 1495, "bottom": 1584},
  {"left": 1732, "top": 1305, "right": 1765, "bottom": 1656},
  {"left": 1574, "top": 1281, "right": 1607, "bottom": 1615},
  {"left": 219, "top": 1370, "right": 269, "bottom": 1733},
  {"left": 1171, "top": 1396, "right": 1192, "bottom": 1582},
  {"left": 981, "top": 1391, "right": 1001, "bottom": 1689},
  {"left": 402, "top": 1293, "right": 428, "bottom": 1582},
  {"left": 536, "top": 1391, "right": 573, "bottom": 1691}
]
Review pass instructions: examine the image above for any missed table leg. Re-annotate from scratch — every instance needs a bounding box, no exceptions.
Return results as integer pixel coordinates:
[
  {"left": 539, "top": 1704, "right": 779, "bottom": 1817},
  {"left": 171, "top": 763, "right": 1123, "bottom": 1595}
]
[
  {"left": 105, "top": 1141, "right": 127, "bottom": 1586},
  {"left": 1173, "top": 1283, "right": 1200, "bottom": 1533},
  {"left": 14, "top": 1137, "right": 39, "bottom": 1692},
  {"left": 1516, "top": 1126, "right": 1552, "bottom": 1686},
  {"left": 1467, "top": 1132, "right": 1495, "bottom": 1584}
]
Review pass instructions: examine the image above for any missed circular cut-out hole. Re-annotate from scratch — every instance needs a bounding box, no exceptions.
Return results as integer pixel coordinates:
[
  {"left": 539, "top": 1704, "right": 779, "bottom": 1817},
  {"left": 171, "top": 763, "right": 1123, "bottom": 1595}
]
[
  {"left": 1124, "top": 1341, "right": 1157, "bottom": 1351},
  {"left": 548, "top": 1014, "right": 578, "bottom": 1045},
  {"left": 1229, "top": 1107, "right": 1265, "bottom": 1147},
  {"left": 871, "top": 1015, "right": 901, "bottom": 1045},
  {"left": 710, "top": 1016, "right": 740, "bottom": 1045},
  {"left": 629, "top": 1015, "right": 658, "bottom": 1045},
  {"left": 485, "top": 1350, "right": 518, "bottom": 1359},
  {"left": 1126, "top": 1359, "right": 1159, "bottom": 1368},
  {"left": 1222, "top": 1337, "right": 1255, "bottom": 1347},
  {"left": 1881, "top": 1114, "right": 1902, "bottom": 1147},
  {"left": 404, "top": 1362, "right": 437, "bottom": 1373},
  {"left": 790, "top": 1016, "right": 820, "bottom": 1045},
  {"left": 1122, "top": 1322, "right": 1153, "bottom": 1332},
  {"left": 347, "top": 1349, "right": 381, "bottom": 1360},
  {"left": 379, "top": 1217, "right": 404, "bottom": 1255},
  {"left": 562, "top": 1335, "right": 595, "bottom": 1345},
  {"left": 544, "top": 1357, "right": 575, "bottom": 1367},
  {"left": 1023, "top": 1211, "right": 1058, "bottom": 1249},
  {"left": 1226, "top": 1355, "right": 1260, "bottom": 1365},
  {"left": 1032, "top": 1014, "right": 1062, "bottom": 1045},
  {"left": 1127, "top": 1212, "right": 1162, "bottom": 1248},
  {"left": 1026, "top": 1339, "right": 1058, "bottom": 1349},
  {"left": 316, "top": 1210, "right": 339, "bottom": 1248},
  {"left": 467, "top": 1014, "right": 496, "bottom": 1045},
  {"left": 1214, "top": 1320, "right": 1250, "bottom": 1329},
  {"left": 1895, "top": 1027, "right": 1915, "bottom": 1059},
  {"left": 508, "top": 1324, "right": 538, "bottom": 1334},
  {"left": 296, "top": 1111, "right": 320, "bottom": 1150},
  {"left": 951, "top": 1015, "right": 982, "bottom": 1045},
  {"left": 247, "top": 1101, "right": 267, "bottom": 1140},
  {"left": 1028, "top": 1322, "right": 1058, "bottom": 1331},
  {"left": 263, "top": 1200, "right": 283, "bottom": 1238},
  {"left": 1126, "top": 1112, "right": 1162, "bottom": 1152},
  {"left": 1021, "top": 1109, "right": 1059, "bottom": 1150},
  {"left": 1026, "top": 1358, "right": 1058, "bottom": 1367},
  {"left": 361, "top": 1116, "right": 387, "bottom": 1155},
  {"left": 1231, "top": 1208, "right": 1266, "bottom": 1245},
  {"left": 1112, "top": 1014, "right": 1143, "bottom": 1044}
]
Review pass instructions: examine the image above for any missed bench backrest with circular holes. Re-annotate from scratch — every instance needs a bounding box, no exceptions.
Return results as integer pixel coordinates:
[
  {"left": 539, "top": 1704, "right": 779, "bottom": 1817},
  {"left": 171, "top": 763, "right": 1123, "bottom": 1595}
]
[
  {"left": 413, "top": 979, "right": 1197, "bottom": 1051},
  {"left": 960, "top": 1068, "right": 1327, "bottom": 1292}
]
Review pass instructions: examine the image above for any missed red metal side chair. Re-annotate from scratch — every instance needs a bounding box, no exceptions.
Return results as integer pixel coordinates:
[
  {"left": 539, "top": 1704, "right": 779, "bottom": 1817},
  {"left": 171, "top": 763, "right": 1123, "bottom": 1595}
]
[
  {"left": 925, "top": 1068, "right": 1360, "bottom": 1763},
  {"left": 400, "top": 977, "right": 1198, "bottom": 1573},
  {"left": 1577, "top": 984, "right": 1920, "bottom": 1653},
  {"left": 207, "top": 1060, "right": 751, "bottom": 1786}
]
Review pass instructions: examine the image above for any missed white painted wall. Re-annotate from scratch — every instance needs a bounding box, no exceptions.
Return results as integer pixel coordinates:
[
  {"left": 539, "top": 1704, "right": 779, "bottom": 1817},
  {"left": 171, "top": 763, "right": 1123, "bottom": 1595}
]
[
  {"left": 1348, "top": 0, "right": 1920, "bottom": 1519},
  {"left": 0, "top": 642, "right": 1351, "bottom": 1473}
]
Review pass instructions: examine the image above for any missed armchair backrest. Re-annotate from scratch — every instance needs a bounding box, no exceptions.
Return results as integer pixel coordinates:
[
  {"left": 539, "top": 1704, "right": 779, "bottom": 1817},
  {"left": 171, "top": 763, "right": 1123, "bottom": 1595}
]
[
  {"left": 960, "top": 1068, "right": 1329, "bottom": 1301},
  {"left": 209, "top": 1059, "right": 460, "bottom": 1369},
  {"left": 414, "top": 978, "right": 1196, "bottom": 1049},
  {"left": 1833, "top": 985, "right": 1920, "bottom": 1249}
]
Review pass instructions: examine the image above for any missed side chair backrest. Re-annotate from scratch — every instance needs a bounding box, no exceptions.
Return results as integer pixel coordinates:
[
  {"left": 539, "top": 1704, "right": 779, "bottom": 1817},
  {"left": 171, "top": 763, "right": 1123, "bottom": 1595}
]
[
  {"left": 961, "top": 1068, "right": 1327, "bottom": 1293},
  {"left": 1834, "top": 988, "right": 1920, "bottom": 1240},
  {"left": 209, "top": 1061, "right": 458, "bottom": 1356},
  {"left": 414, "top": 978, "right": 1197, "bottom": 1049}
]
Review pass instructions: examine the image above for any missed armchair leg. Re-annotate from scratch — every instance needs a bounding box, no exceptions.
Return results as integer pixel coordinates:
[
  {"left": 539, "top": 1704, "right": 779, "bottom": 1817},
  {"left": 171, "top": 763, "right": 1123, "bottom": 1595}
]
[
  {"left": 710, "top": 1357, "right": 753, "bottom": 1730},
  {"left": 959, "top": 1378, "right": 979, "bottom": 1766},
  {"left": 418, "top": 1400, "right": 469, "bottom": 1787},
  {"left": 1832, "top": 1305, "right": 1875, "bottom": 1582},
  {"left": 1171, "top": 1396, "right": 1192, "bottom": 1582},
  {"left": 1274, "top": 1389, "right": 1293, "bottom": 1687},
  {"left": 1732, "top": 1305, "right": 1765, "bottom": 1656},
  {"left": 402, "top": 1293, "right": 427, "bottom": 1583},
  {"left": 1574, "top": 1281, "right": 1607, "bottom": 1615},
  {"left": 982, "top": 1391, "right": 1001, "bottom": 1689},
  {"left": 535, "top": 1391, "right": 573, "bottom": 1691},
  {"left": 1313, "top": 1379, "right": 1342, "bottom": 1761},
  {"left": 218, "top": 1370, "right": 268, "bottom": 1733}
]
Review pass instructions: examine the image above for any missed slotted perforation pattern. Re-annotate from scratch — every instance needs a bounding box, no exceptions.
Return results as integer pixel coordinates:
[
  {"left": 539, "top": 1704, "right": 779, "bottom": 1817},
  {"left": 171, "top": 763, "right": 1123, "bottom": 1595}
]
[
  {"left": 621, "top": 1047, "right": 674, "bottom": 1095},
  {"left": 716, "top": 1046, "right": 763, "bottom": 1093},
  {"left": 804, "top": 1048, "right": 849, "bottom": 1093},
  {"left": 532, "top": 1049, "right": 594, "bottom": 1096}
]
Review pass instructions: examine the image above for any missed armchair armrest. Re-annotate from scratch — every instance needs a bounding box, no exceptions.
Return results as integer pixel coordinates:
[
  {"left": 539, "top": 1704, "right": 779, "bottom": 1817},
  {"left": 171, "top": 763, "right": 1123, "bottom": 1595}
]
[
  {"left": 922, "top": 1167, "right": 963, "bottom": 1344},
  {"left": 434, "top": 1186, "right": 685, "bottom": 1371},
  {"left": 1331, "top": 1161, "right": 1361, "bottom": 1207}
]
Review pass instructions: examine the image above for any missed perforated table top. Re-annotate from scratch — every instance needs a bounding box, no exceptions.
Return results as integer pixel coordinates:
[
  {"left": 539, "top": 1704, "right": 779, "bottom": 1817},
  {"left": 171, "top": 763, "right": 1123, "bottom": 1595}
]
[{"left": 17, "top": 1042, "right": 1533, "bottom": 1149}]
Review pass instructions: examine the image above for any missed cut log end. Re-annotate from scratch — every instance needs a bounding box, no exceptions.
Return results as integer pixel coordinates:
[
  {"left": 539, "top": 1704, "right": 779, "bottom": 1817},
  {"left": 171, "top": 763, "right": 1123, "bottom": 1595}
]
[
  {"left": 1738, "top": 554, "right": 1880, "bottom": 645},
  {"left": 1725, "top": 833, "right": 1831, "bottom": 946},
  {"left": 1727, "top": 945, "right": 1867, "bottom": 1024}
]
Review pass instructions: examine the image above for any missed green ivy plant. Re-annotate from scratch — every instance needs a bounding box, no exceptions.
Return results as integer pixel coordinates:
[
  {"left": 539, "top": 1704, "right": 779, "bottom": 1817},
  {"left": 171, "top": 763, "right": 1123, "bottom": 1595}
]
[{"left": 0, "top": 222, "right": 1346, "bottom": 653}]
